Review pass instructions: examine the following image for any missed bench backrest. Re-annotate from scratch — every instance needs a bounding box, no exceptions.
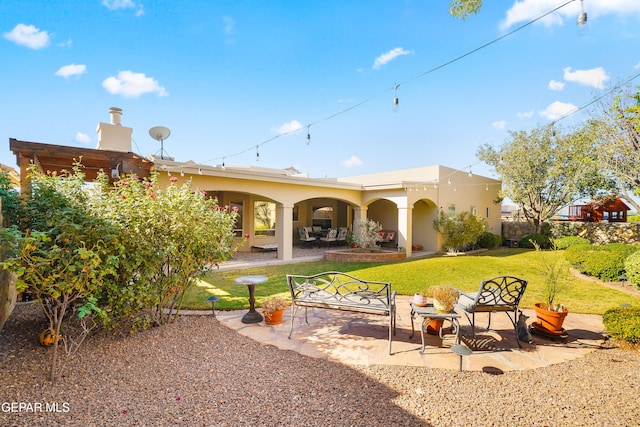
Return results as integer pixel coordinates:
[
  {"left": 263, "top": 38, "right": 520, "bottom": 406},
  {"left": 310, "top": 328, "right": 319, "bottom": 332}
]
[
  {"left": 287, "top": 271, "right": 392, "bottom": 310},
  {"left": 473, "top": 276, "right": 528, "bottom": 308}
]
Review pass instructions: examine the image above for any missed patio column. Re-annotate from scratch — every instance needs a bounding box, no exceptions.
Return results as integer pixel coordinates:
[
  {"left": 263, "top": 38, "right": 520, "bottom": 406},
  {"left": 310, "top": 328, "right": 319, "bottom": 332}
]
[
  {"left": 397, "top": 207, "right": 413, "bottom": 257},
  {"left": 276, "top": 204, "right": 293, "bottom": 261},
  {"left": 353, "top": 206, "right": 367, "bottom": 227}
]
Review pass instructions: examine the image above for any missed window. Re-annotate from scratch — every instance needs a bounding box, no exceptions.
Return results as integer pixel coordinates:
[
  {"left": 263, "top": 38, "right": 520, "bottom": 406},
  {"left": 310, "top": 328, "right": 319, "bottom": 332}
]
[
  {"left": 231, "top": 201, "right": 243, "bottom": 237},
  {"left": 447, "top": 204, "right": 456, "bottom": 217},
  {"left": 486, "top": 207, "right": 491, "bottom": 218},
  {"left": 312, "top": 206, "right": 333, "bottom": 229},
  {"left": 254, "top": 201, "right": 276, "bottom": 237}
]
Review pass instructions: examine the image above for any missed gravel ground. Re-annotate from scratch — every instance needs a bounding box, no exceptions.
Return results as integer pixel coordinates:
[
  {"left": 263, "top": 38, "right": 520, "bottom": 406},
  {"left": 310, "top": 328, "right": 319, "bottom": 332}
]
[{"left": 2, "top": 303, "right": 639, "bottom": 427}]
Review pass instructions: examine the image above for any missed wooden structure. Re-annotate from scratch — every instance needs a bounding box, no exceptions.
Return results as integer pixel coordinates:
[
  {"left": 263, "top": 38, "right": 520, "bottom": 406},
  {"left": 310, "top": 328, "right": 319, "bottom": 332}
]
[
  {"left": 9, "top": 138, "right": 153, "bottom": 192},
  {"left": 567, "top": 198, "right": 630, "bottom": 223}
]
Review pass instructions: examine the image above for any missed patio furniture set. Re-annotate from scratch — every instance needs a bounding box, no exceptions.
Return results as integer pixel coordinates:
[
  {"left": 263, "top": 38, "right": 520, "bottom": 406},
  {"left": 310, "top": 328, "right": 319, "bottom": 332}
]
[{"left": 283, "top": 272, "right": 528, "bottom": 356}]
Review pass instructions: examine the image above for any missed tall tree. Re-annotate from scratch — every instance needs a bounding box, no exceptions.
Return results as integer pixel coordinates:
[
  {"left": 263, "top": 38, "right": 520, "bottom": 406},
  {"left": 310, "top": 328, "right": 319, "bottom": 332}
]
[
  {"left": 477, "top": 124, "right": 608, "bottom": 233},
  {"left": 591, "top": 84, "right": 640, "bottom": 212},
  {"left": 449, "top": 0, "right": 483, "bottom": 19}
]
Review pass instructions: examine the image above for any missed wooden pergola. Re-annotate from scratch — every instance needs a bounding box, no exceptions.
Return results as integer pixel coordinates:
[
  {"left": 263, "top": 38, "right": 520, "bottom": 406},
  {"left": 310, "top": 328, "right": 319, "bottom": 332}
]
[
  {"left": 9, "top": 138, "right": 153, "bottom": 191},
  {"left": 567, "top": 197, "right": 630, "bottom": 223}
]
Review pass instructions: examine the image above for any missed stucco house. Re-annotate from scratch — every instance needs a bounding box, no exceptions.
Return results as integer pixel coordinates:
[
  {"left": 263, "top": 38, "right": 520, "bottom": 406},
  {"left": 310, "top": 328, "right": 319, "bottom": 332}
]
[{"left": 9, "top": 108, "right": 502, "bottom": 261}]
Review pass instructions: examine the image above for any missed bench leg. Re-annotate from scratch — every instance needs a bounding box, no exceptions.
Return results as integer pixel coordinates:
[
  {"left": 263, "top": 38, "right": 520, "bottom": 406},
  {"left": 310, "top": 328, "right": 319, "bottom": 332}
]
[{"left": 288, "top": 305, "right": 297, "bottom": 339}]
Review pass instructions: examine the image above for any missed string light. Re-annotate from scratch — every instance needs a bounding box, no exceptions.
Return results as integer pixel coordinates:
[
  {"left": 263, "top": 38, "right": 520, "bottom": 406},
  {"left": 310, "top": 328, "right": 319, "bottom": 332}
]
[
  {"left": 199, "top": 1, "right": 586, "bottom": 167},
  {"left": 393, "top": 83, "right": 399, "bottom": 110},
  {"left": 198, "top": 167, "right": 202, "bottom": 175},
  {"left": 256, "top": 145, "right": 260, "bottom": 161},
  {"left": 180, "top": 169, "right": 184, "bottom": 177}
]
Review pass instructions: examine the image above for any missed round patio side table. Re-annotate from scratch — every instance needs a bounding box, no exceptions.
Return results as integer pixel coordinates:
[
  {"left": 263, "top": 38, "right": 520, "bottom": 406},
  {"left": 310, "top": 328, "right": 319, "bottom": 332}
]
[{"left": 235, "top": 275, "right": 268, "bottom": 324}]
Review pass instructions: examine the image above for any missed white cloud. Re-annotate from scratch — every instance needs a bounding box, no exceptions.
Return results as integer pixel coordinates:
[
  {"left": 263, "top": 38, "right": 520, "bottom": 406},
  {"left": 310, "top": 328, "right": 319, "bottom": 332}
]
[
  {"left": 103, "top": 0, "right": 143, "bottom": 15},
  {"left": 373, "top": 47, "right": 411, "bottom": 70},
  {"left": 500, "top": 0, "right": 640, "bottom": 31},
  {"left": 540, "top": 101, "right": 578, "bottom": 121},
  {"left": 274, "top": 120, "right": 303, "bottom": 135},
  {"left": 517, "top": 110, "right": 535, "bottom": 119},
  {"left": 102, "top": 71, "right": 168, "bottom": 98},
  {"left": 563, "top": 66, "right": 610, "bottom": 89},
  {"left": 75, "top": 132, "right": 91, "bottom": 143},
  {"left": 58, "top": 38, "right": 73, "bottom": 48},
  {"left": 548, "top": 80, "right": 565, "bottom": 91},
  {"left": 55, "top": 64, "right": 87, "bottom": 79},
  {"left": 3, "top": 24, "right": 50, "bottom": 49},
  {"left": 342, "top": 155, "right": 363, "bottom": 168},
  {"left": 492, "top": 120, "right": 506, "bottom": 130},
  {"left": 223, "top": 16, "right": 235, "bottom": 34}
]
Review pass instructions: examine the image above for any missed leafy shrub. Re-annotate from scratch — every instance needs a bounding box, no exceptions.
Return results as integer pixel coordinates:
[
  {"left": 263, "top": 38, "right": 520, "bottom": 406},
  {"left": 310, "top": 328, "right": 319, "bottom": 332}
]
[
  {"left": 624, "top": 251, "right": 640, "bottom": 289},
  {"left": 564, "top": 243, "right": 640, "bottom": 282},
  {"left": 553, "top": 236, "right": 590, "bottom": 250},
  {"left": 433, "top": 210, "right": 486, "bottom": 252},
  {"left": 603, "top": 306, "right": 640, "bottom": 344},
  {"left": 353, "top": 218, "right": 383, "bottom": 250},
  {"left": 477, "top": 232, "right": 501, "bottom": 249},
  {"left": 519, "top": 233, "right": 551, "bottom": 249}
]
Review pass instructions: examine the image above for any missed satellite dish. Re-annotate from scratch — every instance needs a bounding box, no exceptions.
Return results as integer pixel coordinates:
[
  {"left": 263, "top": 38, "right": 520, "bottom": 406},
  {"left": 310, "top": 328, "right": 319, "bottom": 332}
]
[{"left": 149, "top": 126, "right": 171, "bottom": 159}]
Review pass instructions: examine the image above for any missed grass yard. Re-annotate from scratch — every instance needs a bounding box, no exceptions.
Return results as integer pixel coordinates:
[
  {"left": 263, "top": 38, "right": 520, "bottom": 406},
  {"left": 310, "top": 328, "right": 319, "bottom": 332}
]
[{"left": 183, "top": 248, "right": 640, "bottom": 315}]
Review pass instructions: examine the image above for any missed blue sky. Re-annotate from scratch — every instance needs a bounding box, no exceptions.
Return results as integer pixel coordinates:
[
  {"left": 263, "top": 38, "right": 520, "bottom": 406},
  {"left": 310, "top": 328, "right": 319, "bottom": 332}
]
[{"left": 1, "top": 0, "right": 640, "bottom": 179}]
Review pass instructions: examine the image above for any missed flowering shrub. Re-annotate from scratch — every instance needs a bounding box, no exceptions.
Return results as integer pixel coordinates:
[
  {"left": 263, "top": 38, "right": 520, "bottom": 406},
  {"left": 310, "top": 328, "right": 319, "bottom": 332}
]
[
  {"left": 0, "top": 166, "right": 240, "bottom": 380},
  {"left": 88, "top": 171, "right": 240, "bottom": 327}
]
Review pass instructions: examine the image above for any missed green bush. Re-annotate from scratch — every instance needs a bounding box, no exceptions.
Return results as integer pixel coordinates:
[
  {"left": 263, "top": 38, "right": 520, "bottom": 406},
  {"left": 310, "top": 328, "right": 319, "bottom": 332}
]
[
  {"left": 564, "top": 243, "right": 640, "bottom": 282},
  {"left": 519, "top": 233, "right": 551, "bottom": 249},
  {"left": 603, "top": 306, "right": 640, "bottom": 344},
  {"left": 553, "top": 236, "right": 590, "bottom": 250},
  {"left": 624, "top": 251, "right": 640, "bottom": 289},
  {"left": 478, "top": 232, "right": 501, "bottom": 249}
]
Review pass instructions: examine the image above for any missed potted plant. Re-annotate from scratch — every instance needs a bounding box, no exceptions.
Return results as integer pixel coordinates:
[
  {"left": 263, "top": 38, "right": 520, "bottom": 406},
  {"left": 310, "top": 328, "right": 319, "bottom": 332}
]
[
  {"left": 531, "top": 241, "right": 569, "bottom": 334},
  {"left": 413, "top": 290, "right": 428, "bottom": 307},
  {"left": 261, "top": 295, "right": 289, "bottom": 325},
  {"left": 429, "top": 285, "right": 459, "bottom": 313}
]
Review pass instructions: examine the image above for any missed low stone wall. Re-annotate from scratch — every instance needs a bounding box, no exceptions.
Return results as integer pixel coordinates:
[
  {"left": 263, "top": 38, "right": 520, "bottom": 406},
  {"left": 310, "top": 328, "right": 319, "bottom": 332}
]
[
  {"left": 324, "top": 249, "right": 405, "bottom": 262},
  {"left": 501, "top": 221, "right": 544, "bottom": 241},
  {"left": 550, "top": 222, "right": 640, "bottom": 245}
]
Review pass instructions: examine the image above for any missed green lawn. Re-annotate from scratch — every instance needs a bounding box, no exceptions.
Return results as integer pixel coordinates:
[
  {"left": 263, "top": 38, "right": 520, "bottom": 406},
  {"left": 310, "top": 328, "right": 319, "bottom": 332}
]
[{"left": 183, "top": 248, "right": 640, "bottom": 315}]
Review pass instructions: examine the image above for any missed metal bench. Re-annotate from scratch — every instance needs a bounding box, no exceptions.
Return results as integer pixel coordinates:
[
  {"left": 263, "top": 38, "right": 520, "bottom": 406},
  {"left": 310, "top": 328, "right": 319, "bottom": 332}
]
[{"left": 286, "top": 271, "right": 396, "bottom": 354}]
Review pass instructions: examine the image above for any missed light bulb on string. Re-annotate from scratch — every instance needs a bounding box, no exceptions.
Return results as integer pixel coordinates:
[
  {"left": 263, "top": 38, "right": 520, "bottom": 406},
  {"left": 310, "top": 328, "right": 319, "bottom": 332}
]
[
  {"left": 306, "top": 125, "right": 311, "bottom": 145},
  {"left": 180, "top": 169, "right": 184, "bottom": 177},
  {"left": 198, "top": 168, "right": 202, "bottom": 175},
  {"left": 447, "top": 177, "right": 451, "bottom": 185},
  {"left": 222, "top": 157, "right": 226, "bottom": 170},
  {"left": 468, "top": 170, "right": 473, "bottom": 178},
  {"left": 256, "top": 145, "right": 260, "bottom": 162},
  {"left": 393, "top": 83, "right": 399, "bottom": 112},
  {"left": 577, "top": 0, "right": 587, "bottom": 26}
]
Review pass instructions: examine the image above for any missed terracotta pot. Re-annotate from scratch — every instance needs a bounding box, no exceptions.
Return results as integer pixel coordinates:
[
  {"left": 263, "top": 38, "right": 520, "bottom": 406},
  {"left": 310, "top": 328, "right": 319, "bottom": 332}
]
[
  {"left": 433, "top": 299, "right": 453, "bottom": 313},
  {"left": 425, "top": 318, "right": 444, "bottom": 335},
  {"left": 264, "top": 308, "right": 285, "bottom": 325},
  {"left": 413, "top": 293, "right": 428, "bottom": 307},
  {"left": 534, "top": 303, "right": 568, "bottom": 332}
]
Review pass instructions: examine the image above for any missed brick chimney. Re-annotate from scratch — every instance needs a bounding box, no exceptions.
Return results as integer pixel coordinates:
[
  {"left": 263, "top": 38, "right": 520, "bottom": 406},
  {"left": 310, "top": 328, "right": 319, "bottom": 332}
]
[{"left": 96, "top": 107, "right": 133, "bottom": 152}]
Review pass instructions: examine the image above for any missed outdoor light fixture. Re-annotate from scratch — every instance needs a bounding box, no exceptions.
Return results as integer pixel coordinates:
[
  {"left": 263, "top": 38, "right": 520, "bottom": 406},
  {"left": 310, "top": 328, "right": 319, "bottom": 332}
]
[
  {"left": 577, "top": 0, "right": 587, "bottom": 26},
  {"left": 111, "top": 162, "right": 121, "bottom": 179},
  {"left": 256, "top": 145, "right": 260, "bottom": 161},
  {"left": 306, "top": 125, "right": 311, "bottom": 145}
]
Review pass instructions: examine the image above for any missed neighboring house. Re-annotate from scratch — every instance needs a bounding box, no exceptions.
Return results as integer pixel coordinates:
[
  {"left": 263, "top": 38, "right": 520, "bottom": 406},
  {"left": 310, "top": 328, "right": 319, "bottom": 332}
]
[
  {"left": 567, "top": 198, "right": 631, "bottom": 223},
  {"left": 9, "top": 108, "right": 502, "bottom": 261}
]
